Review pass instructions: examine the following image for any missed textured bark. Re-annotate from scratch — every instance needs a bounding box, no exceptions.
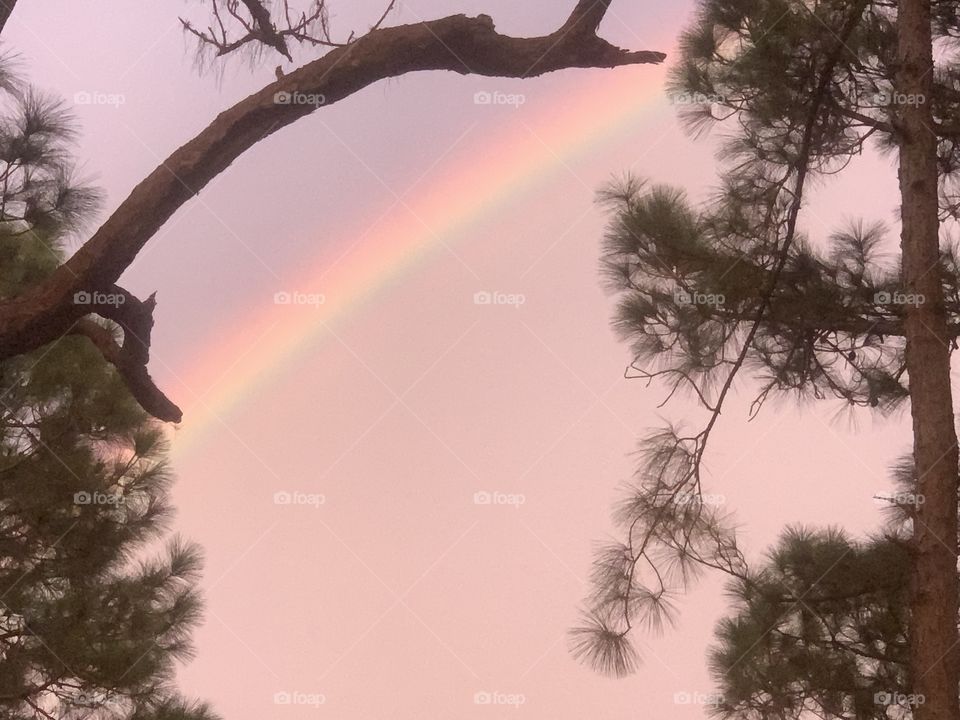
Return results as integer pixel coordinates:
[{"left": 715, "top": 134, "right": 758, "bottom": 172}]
[
  {"left": 0, "top": 1, "right": 664, "bottom": 422},
  {"left": 898, "top": 2, "right": 960, "bottom": 719}
]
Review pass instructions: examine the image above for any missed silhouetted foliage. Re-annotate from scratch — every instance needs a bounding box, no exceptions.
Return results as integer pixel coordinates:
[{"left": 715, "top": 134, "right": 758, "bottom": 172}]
[
  {"left": 0, "top": 64, "right": 214, "bottom": 720},
  {"left": 573, "top": 0, "right": 960, "bottom": 676}
]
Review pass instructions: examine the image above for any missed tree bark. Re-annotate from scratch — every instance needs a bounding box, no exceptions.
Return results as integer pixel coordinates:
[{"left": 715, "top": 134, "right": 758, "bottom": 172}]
[
  {"left": 898, "top": 2, "right": 960, "bottom": 719},
  {"left": 0, "top": 1, "right": 664, "bottom": 422}
]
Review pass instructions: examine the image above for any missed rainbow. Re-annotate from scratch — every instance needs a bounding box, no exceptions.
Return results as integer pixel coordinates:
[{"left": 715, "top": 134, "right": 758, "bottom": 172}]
[{"left": 169, "top": 61, "right": 672, "bottom": 456}]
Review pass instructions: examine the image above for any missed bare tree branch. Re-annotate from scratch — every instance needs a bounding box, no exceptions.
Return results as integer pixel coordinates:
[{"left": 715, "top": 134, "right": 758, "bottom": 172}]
[
  {"left": 181, "top": 0, "right": 326, "bottom": 60},
  {"left": 239, "top": 0, "right": 291, "bottom": 58},
  {"left": 0, "top": 2, "right": 665, "bottom": 421}
]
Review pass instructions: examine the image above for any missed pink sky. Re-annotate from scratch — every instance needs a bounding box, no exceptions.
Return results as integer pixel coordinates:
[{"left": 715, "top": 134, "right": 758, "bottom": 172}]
[{"left": 7, "top": 1, "right": 936, "bottom": 717}]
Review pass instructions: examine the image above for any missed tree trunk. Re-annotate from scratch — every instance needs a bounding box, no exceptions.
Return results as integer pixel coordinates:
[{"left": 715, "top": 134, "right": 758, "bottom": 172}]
[{"left": 898, "top": 2, "right": 960, "bottom": 719}]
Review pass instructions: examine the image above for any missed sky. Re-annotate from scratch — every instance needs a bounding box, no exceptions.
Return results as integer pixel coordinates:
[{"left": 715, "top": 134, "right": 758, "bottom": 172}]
[{"left": 3, "top": 1, "right": 936, "bottom": 718}]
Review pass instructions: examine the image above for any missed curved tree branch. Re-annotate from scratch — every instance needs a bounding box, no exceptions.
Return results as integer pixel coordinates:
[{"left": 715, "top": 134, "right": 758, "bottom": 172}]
[{"left": 0, "top": 2, "right": 664, "bottom": 421}]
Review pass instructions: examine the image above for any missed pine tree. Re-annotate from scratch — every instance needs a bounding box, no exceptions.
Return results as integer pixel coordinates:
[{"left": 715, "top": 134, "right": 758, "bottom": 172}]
[
  {"left": 572, "top": 6, "right": 960, "bottom": 716},
  {"left": 711, "top": 526, "right": 912, "bottom": 720},
  {"left": 711, "top": 463, "right": 923, "bottom": 720},
  {"left": 0, "top": 65, "right": 215, "bottom": 720}
]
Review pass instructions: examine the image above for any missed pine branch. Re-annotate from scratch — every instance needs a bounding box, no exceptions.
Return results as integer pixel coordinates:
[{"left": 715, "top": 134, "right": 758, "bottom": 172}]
[{"left": 574, "top": 0, "right": 872, "bottom": 674}]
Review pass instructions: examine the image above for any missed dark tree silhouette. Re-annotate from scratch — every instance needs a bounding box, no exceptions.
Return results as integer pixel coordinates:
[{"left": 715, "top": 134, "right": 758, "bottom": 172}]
[
  {"left": 712, "top": 525, "right": 912, "bottom": 720},
  {"left": 0, "top": 211, "right": 212, "bottom": 720},
  {"left": 0, "top": 61, "right": 212, "bottom": 719},
  {"left": 710, "top": 462, "right": 932, "bottom": 720},
  {"left": 572, "top": 9, "right": 960, "bottom": 720}
]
